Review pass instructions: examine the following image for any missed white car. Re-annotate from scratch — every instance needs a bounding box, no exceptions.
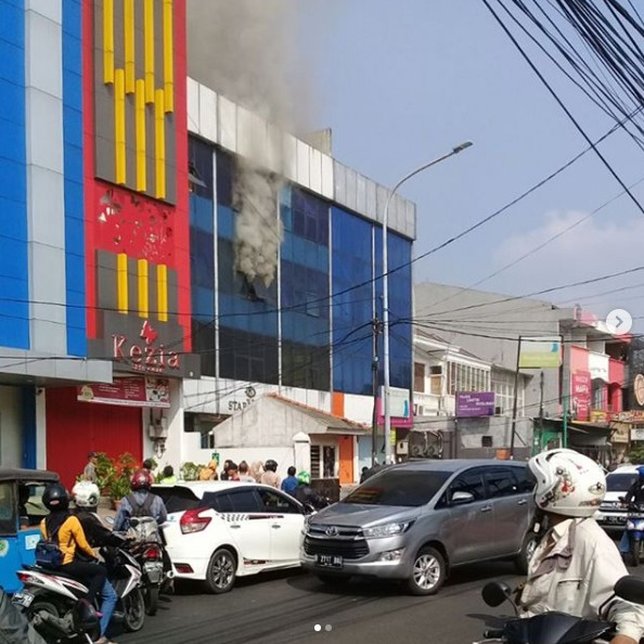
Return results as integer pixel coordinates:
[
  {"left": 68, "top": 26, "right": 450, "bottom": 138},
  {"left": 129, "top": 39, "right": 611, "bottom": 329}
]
[
  {"left": 595, "top": 465, "right": 640, "bottom": 533},
  {"left": 153, "top": 481, "right": 307, "bottom": 593}
]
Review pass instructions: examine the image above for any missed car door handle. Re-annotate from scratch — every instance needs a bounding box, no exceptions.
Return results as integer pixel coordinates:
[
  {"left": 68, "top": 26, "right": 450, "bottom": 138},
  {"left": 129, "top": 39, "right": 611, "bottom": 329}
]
[
  {"left": 480, "top": 506, "right": 493, "bottom": 513},
  {"left": 517, "top": 499, "right": 528, "bottom": 506},
  {"left": 271, "top": 524, "right": 282, "bottom": 529}
]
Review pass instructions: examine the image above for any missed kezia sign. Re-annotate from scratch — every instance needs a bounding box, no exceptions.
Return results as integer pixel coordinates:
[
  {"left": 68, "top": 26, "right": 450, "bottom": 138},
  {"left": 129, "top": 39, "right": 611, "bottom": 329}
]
[{"left": 456, "top": 392, "right": 495, "bottom": 418}]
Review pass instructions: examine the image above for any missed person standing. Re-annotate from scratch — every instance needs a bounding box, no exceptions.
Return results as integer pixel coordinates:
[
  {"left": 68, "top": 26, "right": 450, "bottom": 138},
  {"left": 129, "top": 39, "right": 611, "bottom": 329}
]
[
  {"left": 159, "top": 465, "right": 177, "bottom": 484},
  {"left": 260, "top": 460, "right": 280, "bottom": 489},
  {"left": 227, "top": 463, "right": 240, "bottom": 481},
  {"left": 249, "top": 461, "right": 264, "bottom": 483},
  {"left": 238, "top": 461, "right": 255, "bottom": 482},
  {"left": 280, "top": 467, "right": 298, "bottom": 496},
  {"left": 199, "top": 460, "right": 218, "bottom": 481},
  {"left": 83, "top": 452, "right": 98, "bottom": 483}
]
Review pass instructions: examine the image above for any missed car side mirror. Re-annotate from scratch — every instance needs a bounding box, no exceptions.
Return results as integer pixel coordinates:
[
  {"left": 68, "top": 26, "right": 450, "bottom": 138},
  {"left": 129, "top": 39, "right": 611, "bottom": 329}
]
[
  {"left": 482, "top": 581, "right": 513, "bottom": 608},
  {"left": 451, "top": 491, "right": 475, "bottom": 506},
  {"left": 303, "top": 503, "right": 316, "bottom": 515}
]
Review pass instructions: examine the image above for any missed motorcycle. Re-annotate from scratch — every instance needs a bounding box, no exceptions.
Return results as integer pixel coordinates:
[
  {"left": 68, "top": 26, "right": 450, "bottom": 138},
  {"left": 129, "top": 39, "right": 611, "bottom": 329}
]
[
  {"left": 624, "top": 504, "right": 644, "bottom": 567},
  {"left": 13, "top": 535, "right": 144, "bottom": 642},
  {"left": 473, "top": 575, "right": 644, "bottom": 644},
  {"left": 125, "top": 517, "right": 171, "bottom": 616}
]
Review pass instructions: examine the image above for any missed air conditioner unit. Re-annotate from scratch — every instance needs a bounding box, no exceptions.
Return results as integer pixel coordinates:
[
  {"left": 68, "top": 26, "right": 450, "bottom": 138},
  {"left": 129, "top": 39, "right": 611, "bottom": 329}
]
[
  {"left": 396, "top": 440, "right": 409, "bottom": 455},
  {"left": 148, "top": 418, "right": 168, "bottom": 439}
]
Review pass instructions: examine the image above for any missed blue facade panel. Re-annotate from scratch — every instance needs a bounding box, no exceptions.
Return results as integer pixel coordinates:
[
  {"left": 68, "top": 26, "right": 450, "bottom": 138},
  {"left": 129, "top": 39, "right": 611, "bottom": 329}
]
[
  {"left": 0, "top": 0, "right": 29, "bottom": 349},
  {"left": 62, "top": 0, "right": 86, "bottom": 356}
]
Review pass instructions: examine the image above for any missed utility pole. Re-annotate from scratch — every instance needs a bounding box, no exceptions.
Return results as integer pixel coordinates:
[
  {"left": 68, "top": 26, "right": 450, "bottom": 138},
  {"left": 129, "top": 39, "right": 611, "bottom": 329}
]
[
  {"left": 371, "top": 315, "right": 382, "bottom": 467},
  {"left": 509, "top": 337, "right": 523, "bottom": 459},
  {"left": 537, "top": 370, "right": 544, "bottom": 454}
]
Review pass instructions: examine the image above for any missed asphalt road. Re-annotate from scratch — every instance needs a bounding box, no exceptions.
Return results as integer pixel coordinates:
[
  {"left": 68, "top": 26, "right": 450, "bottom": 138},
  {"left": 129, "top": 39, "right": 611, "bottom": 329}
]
[{"left": 117, "top": 560, "right": 526, "bottom": 644}]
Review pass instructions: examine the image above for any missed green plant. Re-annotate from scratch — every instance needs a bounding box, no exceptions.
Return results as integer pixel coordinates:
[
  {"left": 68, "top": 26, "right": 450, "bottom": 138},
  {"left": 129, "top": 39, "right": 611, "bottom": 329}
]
[
  {"left": 180, "top": 462, "right": 201, "bottom": 481},
  {"left": 629, "top": 446, "right": 644, "bottom": 464},
  {"left": 94, "top": 452, "right": 116, "bottom": 494},
  {"left": 107, "top": 475, "right": 131, "bottom": 501}
]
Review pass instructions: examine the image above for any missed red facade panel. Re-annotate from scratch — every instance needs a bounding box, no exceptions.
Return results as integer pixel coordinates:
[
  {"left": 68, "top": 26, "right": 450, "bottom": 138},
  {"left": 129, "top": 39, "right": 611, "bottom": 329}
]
[{"left": 46, "top": 387, "right": 143, "bottom": 489}]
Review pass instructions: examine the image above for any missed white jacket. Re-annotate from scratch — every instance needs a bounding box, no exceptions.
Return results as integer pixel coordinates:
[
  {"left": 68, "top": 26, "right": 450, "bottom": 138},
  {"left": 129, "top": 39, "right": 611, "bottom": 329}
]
[{"left": 520, "top": 517, "right": 644, "bottom": 641}]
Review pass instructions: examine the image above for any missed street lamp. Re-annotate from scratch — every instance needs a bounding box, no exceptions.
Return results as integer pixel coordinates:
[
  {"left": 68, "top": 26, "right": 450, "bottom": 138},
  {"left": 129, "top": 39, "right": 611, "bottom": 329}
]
[{"left": 382, "top": 141, "right": 473, "bottom": 464}]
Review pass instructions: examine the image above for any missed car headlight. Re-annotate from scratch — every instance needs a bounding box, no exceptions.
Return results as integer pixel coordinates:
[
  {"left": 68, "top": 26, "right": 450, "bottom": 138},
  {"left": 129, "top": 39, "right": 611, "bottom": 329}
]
[{"left": 363, "top": 522, "right": 412, "bottom": 539}]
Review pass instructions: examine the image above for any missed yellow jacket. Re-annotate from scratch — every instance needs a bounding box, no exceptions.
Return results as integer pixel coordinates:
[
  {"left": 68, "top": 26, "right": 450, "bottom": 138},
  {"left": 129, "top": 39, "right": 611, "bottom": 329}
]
[{"left": 40, "top": 515, "right": 95, "bottom": 565}]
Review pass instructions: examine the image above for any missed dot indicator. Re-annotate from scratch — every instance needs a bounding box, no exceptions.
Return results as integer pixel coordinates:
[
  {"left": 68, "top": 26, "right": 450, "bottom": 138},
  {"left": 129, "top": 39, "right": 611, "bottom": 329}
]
[
  {"left": 325, "top": 624, "right": 333, "bottom": 632},
  {"left": 314, "top": 624, "right": 322, "bottom": 632}
]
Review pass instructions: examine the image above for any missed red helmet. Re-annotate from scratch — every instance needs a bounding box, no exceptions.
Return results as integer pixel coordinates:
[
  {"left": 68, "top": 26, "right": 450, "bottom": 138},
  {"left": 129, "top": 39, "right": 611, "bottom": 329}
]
[{"left": 130, "top": 468, "right": 153, "bottom": 491}]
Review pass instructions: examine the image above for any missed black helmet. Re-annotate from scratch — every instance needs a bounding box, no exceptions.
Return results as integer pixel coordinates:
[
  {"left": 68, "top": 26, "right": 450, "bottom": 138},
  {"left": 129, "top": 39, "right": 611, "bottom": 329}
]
[
  {"left": 264, "top": 459, "right": 278, "bottom": 472},
  {"left": 43, "top": 483, "right": 70, "bottom": 511}
]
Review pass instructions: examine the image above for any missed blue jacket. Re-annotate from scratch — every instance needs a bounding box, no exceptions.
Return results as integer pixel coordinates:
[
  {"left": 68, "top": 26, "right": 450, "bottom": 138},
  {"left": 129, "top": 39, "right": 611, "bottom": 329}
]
[{"left": 281, "top": 476, "right": 299, "bottom": 496}]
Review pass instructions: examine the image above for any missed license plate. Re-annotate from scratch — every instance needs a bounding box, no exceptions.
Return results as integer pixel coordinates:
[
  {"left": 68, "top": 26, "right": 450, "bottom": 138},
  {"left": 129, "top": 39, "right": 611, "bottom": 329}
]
[
  {"left": 12, "top": 592, "right": 34, "bottom": 608},
  {"left": 316, "top": 554, "right": 343, "bottom": 568},
  {"left": 143, "top": 562, "right": 164, "bottom": 584}
]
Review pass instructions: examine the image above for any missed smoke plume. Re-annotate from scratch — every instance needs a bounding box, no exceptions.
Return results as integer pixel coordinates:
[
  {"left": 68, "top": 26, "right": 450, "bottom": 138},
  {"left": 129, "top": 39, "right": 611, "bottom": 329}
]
[{"left": 187, "top": 0, "right": 307, "bottom": 286}]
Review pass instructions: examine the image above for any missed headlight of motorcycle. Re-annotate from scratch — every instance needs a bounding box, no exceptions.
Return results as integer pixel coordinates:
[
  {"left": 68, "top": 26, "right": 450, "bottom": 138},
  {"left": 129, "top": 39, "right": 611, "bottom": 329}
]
[{"left": 363, "top": 521, "right": 413, "bottom": 539}]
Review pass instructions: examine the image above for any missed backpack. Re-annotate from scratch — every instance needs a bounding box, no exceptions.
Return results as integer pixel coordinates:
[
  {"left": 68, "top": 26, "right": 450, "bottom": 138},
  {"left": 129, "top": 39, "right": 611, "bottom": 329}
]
[
  {"left": 126, "top": 493, "right": 155, "bottom": 519},
  {"left": 35, "top": 516, "right": 71, "bottom": 569}
]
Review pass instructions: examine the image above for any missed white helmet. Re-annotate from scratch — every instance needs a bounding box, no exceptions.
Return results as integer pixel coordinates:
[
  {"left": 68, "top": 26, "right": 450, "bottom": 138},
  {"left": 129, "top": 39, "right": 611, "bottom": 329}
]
[
  {"left": 528, "top": 448, "right": 606, "bottom": 518},
  {"left": 72, "top": 480, "right": 100, "bottom": 508}
]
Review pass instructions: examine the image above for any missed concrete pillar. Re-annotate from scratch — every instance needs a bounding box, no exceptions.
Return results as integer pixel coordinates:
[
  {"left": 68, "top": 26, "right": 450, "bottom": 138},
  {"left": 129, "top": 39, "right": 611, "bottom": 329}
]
[{"left": 293, "top": 432, "right": 310, "bottom": 474}]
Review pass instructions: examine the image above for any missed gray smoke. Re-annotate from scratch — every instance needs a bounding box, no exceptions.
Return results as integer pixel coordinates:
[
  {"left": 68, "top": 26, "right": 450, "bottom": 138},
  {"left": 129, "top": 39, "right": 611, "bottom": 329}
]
[{"left": 187, "top": 0, "right": 307, "bottom": 286}]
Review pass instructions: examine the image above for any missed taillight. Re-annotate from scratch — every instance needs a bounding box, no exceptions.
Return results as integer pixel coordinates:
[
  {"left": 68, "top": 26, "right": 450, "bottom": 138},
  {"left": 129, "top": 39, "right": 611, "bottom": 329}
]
[
  {"left": 17, "top": 571, "right": 34, "bottom": 584},
  {"left": 143, "top": 545, "right": 162, "bottom": 560},
  {"left": 180, "top": 508, "right": 212, "bottom": 534}
]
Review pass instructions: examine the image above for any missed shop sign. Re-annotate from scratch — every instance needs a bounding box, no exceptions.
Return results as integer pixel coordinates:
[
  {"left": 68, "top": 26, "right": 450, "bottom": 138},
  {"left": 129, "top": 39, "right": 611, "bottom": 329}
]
[
  {"left": 227, "top": 386, "right": 257, "bottom": 412},
  {"left": 571, "top": 371, "right": 591, "bottom": 421},
  {"left": 78, "top": 377, "right": 170, "bottom": 408},
  {"left": 455, "top": 392, "right": 495, "bottom": 417},
  {"left": 590, "top": 410, "right": 609, "bottom": 424},
  {"left": 615, "top": 411, "right": 644, "bottom": 423},
  {"left": 113, "top": 320, "right": 180, "bottom": 374},
  {"left": 518, "top": 336, "right": 562, "bottom": 369},
  {"left": 611, "top": 424, "right": 630, "bottom": 443},
  {"left": 631, "top": 428, "right": 644, "bottom": 442}
]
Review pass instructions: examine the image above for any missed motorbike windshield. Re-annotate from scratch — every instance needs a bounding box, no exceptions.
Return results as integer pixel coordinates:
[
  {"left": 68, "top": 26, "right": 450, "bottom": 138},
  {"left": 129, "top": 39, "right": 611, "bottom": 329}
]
[
  {"left": 607, "top": 473, "right": 637, "bottom": 492},
  {"left": 504, "top": 613, "right": 610, "bottom": 644},
  {"left": 343, "top": 470, "right": 451, "bottom": 507}
]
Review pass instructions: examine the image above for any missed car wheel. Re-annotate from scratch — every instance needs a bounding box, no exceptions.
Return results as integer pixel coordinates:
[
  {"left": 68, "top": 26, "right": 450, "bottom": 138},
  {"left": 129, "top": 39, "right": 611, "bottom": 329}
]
[
  {"left": 515, "top": 533, "right": 539, "bottom": 574},
  {"left": 317, "top": 573, "right": 351, "bottom": 586},
  {"left": 405, "top": 546, "right": 446, "bottom": 596},
  {"left": 205, "top": 548, "right": 237, "bottom": 594}
]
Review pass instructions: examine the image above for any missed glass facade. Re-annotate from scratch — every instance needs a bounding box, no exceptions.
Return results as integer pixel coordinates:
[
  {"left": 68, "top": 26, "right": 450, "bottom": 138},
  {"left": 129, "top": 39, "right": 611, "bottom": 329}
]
[
  {"left": 280, "top": 187, "right": 330, "bottom": 390},
  {"left": 188, "top": 136, "right": 414, "bottom": 397}
]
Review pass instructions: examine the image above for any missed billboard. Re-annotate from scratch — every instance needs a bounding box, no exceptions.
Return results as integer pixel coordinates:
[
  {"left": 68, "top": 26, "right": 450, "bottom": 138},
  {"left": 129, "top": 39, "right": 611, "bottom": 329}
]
[
  {"left": 377, "top": 387, "right": 412, "bottom": 428},
  {"left": 571, "top": 371, "right": 591, "bottom": 421},
  {"left": 519, "top": 336, "right": 562, "bottom": 369},
  {"left": 455, "top": 392, "right": 495, "bottom": 418}
]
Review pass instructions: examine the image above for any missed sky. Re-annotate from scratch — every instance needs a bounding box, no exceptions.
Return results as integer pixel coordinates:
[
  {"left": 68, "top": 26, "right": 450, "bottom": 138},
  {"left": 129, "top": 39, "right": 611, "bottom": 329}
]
[{"left": 292, "top": 0, "right": 644, "bottom": 333}]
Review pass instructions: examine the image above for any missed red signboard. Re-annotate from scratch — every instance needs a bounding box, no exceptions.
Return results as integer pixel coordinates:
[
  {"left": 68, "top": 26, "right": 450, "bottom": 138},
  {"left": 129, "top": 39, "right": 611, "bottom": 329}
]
[
  {"left": 572, "top": 371, "right": 591, "bottom": 421},
  {"left": 77, "top": 377, "right": 171, "bottom": 408}
]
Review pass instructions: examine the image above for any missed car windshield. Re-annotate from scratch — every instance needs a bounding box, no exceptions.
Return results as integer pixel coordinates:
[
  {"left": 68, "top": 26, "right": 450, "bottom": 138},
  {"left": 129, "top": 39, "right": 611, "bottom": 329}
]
[
  {"left": 607, "top": 473, "right": 638, "bottom": 492},
  {"left": 343, "top": 470, "right": 451, "bottom": 507},
  {"left": 152, "top": 486, "right": 201, "bottom": 514}
]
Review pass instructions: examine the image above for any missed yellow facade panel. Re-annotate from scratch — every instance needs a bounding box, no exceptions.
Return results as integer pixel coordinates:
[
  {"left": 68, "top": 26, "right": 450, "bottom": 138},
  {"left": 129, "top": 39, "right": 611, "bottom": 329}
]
[
  {"left": 144, "top": 0, "right": 155, "bottom": 103},
  {"left": 154, "top": 89, "right": 166, "bottom": 199},
  {"left": 135, "top": 79, "right": 147, "bottom": 191},
  {"left": 117, "top": 253, "right": 129, "bottom": 314},
  {"left": 103, "top": 0, "right": 114, "bottom": 84},
  {"left": 114, "top": 69, "right": 126, "bottom": 185},
  {"left": 163, "top": 0, "right": 174, "bottom": 113},
  {"left": 157, "top": 264, "right": 168, "bottom": 322},
  {"left": 138, "top": 259, "right": 149, "bottom": 319},
  {"left": 124, "top": 0, "right": 135, "bottom": 93}
]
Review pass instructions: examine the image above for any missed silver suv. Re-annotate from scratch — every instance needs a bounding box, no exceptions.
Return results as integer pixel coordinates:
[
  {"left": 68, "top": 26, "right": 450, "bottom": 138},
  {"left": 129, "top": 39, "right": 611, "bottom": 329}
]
[{"left": 301, "top": 460, "right": 536, "bottom": 595}]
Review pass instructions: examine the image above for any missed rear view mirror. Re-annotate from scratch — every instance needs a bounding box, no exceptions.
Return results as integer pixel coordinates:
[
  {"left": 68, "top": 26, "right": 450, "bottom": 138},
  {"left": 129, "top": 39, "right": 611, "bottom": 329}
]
[
  {"left": 615, "top": 576, "right": 644, "bottom": 605},
  {"left": 482, "top": 581, "right": 513, "bottom": 608},
  {"left": 303, "top": 503, "right": 316, "bottom": 515},
  {"left": 451, "top": 491, "right": 475, "bottom": 506}
]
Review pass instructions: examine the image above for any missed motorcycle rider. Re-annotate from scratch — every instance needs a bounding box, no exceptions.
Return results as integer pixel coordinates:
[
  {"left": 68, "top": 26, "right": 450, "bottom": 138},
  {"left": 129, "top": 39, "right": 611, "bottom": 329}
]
[
  {"left": 293, "top": 471, "right": 328, "bottom": 510},
  {"left": 520, "top": 448, "right": 644, "bottom": 644},
  {"left": 72, "top": 481, "right": 121, "bottom": 644},
  {"left": 113, "top": 468, "right": 167, "bottom": 532},
  {"left": 618, "top": 465, "right": 644, "bottom": 555},
  {"left": 40, "top": 484, "right": 106, "bottom": 607}
]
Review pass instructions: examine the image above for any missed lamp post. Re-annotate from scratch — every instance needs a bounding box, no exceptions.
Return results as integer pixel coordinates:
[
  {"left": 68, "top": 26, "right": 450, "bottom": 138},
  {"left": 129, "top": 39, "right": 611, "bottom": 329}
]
[{"left": 382, "top": 141, "right": 473, "bottom": 464}]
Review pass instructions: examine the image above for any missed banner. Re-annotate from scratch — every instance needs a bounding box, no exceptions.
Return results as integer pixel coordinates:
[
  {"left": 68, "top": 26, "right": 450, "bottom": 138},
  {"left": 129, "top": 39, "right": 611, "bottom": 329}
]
[
  {"left": 77, "top": 377, "right": 171, "bottom": 408},
  {"left": 518, "top": 336, "right": 562, "bottom": 369},
  {"left": 571, "top": 371, "right": 591, "bottom": 421},
  {"left": 455, "top": 392, "right": 495, "bottom": 417}
]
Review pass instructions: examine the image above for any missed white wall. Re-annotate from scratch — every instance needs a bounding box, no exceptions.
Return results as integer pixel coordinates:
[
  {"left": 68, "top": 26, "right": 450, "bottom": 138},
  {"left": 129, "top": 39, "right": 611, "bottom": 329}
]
[
  {"left": 0, "top": 386, "right": 23, "bottom": 467},
  {"left": 343, "top": 394, "right": 373, "bottom": 425}
]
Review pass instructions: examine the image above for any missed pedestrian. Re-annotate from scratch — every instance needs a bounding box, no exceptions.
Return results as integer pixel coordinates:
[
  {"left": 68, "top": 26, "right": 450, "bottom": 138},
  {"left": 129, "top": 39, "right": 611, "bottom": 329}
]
[
  {"left": 113, "top": 469, "right": 167, "bottom": 532},
  {"left": 519, "top": 448, "right": 644, "bottom": 643},
  {"left": 227, "top": 462, "right": 240, "bottom": 481},
  {"left": 238, "top": 461, "right": 254, "bottom": 482},
  {"left": 280, "top": 466, "right": 298, "bottom": 496},
  {"left": 220, "top": 459, "right": 233, "bottom": 481},
  {"left": 159, "top": 465, "right": 177, "bottom": 485},
  {"left": 260, "top": 460, "right": 280, "bottom": 489},
  {"left": 83, "top": 451, "right": 98, "bottom": 483},
  {"left": 249, "top": 461, "right": 264, "bottom": 483},
  {"left": 199, "top": 460, "right": 218, "bottom": 481},
  {"left": 360, "top": 466, "right": 369, "bottom": 483}
]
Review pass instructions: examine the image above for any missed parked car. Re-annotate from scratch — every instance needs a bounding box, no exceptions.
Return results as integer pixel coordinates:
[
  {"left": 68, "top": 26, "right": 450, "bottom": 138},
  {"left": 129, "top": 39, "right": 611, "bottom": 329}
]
[
  {"left": 300, "top": 459, "right": 536, "bottom": 595},
  {"left": 152, "top": 482, "right": 309, "bottom": 593},
  {"left": 595, "top": 465, "right": 640, "bottom": 533}
]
